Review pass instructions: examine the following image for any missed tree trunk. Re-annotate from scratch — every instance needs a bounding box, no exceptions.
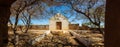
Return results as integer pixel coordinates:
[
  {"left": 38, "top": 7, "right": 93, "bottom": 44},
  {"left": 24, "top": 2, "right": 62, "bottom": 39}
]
[
  {"left": 0, "top": 6, "right": 10, "bottom": 47},
  {"left": 0, "top": 0, "right": 16, "bottom": 47},
  {"left": 105, "top": 0, "right": 120, "bottom": 47},
  {"left": 97, "top": 24, "right": 104, "bottom": 35},
  {"left": 25, "top": 15, "right": 31, "bottom": 33}
]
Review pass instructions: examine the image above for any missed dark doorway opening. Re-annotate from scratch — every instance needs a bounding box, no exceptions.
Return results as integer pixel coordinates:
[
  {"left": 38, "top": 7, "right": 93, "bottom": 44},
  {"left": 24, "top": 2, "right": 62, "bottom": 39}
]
[{"left": 56, "top": 22, "right": 62, "bottom": 30}]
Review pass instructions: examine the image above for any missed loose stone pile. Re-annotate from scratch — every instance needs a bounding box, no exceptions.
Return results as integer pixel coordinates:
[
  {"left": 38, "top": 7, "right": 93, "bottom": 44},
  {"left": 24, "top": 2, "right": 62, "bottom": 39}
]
[
  {"left": 73, "top": 30, "right": 104, "bottom": 47},
  {"left": 33, "top": 31, "right": 81, "bottom": 47}
]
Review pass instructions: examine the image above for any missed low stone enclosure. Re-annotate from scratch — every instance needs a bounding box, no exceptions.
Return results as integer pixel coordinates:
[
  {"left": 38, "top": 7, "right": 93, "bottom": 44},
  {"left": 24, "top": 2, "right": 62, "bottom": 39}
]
[
  {"left": 8, "top": 13, "right": 92, "bottom": 31},
  {"left": 8, "top": 30, "right": 104, "bottom": 47}
]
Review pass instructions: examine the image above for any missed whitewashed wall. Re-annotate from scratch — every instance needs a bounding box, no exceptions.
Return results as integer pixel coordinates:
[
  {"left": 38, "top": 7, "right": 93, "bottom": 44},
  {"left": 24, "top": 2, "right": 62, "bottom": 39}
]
[{"left": 49, "top": 13, "right": 69, "bottom": 30}]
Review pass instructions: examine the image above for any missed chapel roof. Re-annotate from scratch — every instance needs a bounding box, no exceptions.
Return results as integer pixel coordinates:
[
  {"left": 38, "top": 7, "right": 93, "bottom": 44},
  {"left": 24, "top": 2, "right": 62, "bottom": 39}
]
[{"left": 50, "top": 13, "right": 68, "bottom": 20}]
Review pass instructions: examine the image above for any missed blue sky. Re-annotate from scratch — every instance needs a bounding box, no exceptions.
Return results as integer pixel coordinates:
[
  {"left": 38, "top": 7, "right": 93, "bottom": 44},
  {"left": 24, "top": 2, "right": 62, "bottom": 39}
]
[
  {"left": 11, "top": 5, "right": 85, "bottom": 26},
  {"left": 10, "top": 0, "right": 105, "bottom": 27},
  {"left": 29, "top": 5, "right": 87, "bottom": 26}
]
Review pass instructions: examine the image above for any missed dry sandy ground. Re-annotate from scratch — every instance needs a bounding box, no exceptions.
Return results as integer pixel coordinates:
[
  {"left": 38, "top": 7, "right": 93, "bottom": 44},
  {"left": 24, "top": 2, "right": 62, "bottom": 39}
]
[
  {"left": 8, "top": 30, "right": 48, "bottom": 35},
  {"left": 8, "top": 30, "right": 104, "bottom": 47}
]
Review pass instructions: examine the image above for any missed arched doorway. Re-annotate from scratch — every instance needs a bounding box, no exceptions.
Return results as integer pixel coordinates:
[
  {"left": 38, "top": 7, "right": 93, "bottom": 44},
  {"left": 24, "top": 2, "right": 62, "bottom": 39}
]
[{"left": 56, "top": 22, "right": 62, "bottom": 30}]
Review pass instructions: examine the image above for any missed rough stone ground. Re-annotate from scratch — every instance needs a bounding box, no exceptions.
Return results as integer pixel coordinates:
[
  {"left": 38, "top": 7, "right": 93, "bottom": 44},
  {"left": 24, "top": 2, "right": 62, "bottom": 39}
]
[
  {"left": 7, "top": 30, "right": 46, "bottom": 47},
  {"left": 7, "top": 30, "right": 104, "bottom": 47},
  {"left": 70, "top": 30, "right": 104, "bottom": 47},
  {"left": 32, "top": 31, "right": 84, "bottom": 47}
]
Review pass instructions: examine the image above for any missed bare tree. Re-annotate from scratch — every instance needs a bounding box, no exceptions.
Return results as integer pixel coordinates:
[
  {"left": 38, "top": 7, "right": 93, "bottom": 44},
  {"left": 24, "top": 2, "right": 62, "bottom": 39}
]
[
  {"left": 9, "top": 0, "right": 62, "bottom": 46},
  {"left": 59, "top": 0, "right": 105, "bottom": 34},
  {"left": 9, "top": 0, "right": 43, "bottom": 46}
]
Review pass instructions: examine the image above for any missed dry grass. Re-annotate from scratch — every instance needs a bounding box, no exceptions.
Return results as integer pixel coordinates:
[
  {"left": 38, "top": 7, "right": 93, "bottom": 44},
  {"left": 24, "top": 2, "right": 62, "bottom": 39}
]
[{"left": 73, "top": 30, "right": 104, "bottom": 47}]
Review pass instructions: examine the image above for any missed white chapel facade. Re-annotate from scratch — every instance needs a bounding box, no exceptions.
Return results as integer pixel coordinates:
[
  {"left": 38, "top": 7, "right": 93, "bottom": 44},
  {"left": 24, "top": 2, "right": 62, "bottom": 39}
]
[
  {"left": 28, "top": 13, "right": 84, "bottom": 30},
  {"left": 49, "top": 13, "right": 69, "bottom": 30}
]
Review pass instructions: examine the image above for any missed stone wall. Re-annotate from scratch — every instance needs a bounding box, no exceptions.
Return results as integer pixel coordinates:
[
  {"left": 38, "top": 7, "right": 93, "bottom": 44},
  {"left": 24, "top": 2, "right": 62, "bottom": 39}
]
[
  {"left": 8, "top": 25, "right": 49, "bottom": 31},
  {"left": 30, "top": 25, "right": 49, "bottom": 30},
  {"left": 69, "top": 24, "right": 79, "bottom": 30},
  {"left": 8, "top": 24, "right": 91, "bottom": 31}
]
